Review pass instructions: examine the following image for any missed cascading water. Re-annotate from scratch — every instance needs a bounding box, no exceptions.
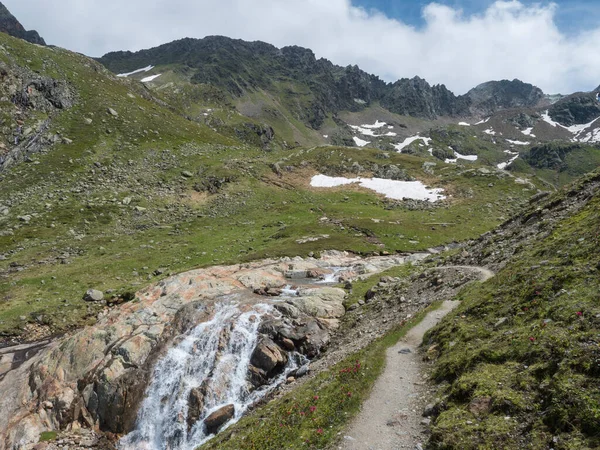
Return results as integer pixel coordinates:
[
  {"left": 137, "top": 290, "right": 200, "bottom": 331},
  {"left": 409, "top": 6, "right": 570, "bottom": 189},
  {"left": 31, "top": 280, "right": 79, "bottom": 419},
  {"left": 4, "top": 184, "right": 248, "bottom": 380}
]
[
  {"left": 119, "top": 302, "right": 299, "bottom": 450},
  {"left": 316, "top": 267, "right": 344, "bottom": 284}
]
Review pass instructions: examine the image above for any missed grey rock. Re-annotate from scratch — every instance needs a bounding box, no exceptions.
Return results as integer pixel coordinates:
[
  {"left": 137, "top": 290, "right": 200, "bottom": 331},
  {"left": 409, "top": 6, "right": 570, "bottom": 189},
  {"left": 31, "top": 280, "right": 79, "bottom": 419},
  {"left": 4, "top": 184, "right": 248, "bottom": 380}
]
[{"left": 83, "top": 289, "right": 104, "bottom": 302}]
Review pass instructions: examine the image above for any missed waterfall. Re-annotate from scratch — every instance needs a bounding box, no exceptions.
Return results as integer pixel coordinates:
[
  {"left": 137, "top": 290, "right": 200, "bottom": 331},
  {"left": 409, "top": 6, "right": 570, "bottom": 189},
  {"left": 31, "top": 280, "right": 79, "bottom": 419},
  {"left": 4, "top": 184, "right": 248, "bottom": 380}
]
[
  {"left": 316, "top": 267, "right": 344, "bottom": 284},
  {"left": 119, "top": 302, "right": 298, "bottom": 450}
]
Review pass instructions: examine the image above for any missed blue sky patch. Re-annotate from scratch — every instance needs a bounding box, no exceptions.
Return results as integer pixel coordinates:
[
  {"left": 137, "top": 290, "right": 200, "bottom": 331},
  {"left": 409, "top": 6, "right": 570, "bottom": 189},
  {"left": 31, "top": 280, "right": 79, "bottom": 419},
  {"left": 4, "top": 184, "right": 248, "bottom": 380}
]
[{"left": 352, "top": 0, "right": 600, "bottom": 34}]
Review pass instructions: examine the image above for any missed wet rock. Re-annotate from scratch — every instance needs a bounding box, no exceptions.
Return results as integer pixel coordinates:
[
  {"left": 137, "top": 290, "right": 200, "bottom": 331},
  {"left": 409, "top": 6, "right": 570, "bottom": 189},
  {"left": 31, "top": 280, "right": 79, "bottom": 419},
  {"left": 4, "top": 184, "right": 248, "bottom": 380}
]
[
  {"left": 284, "top": 270, "right": 307, "bottom": 279},
  {"left": 250, "top": 338, "right": 288, "bottom": 375},
  {"left": 187, "top": 385, "right": 207, "bottom": 429},
  {"left": 306, "top": 269, "right": 327, "bottom": 279},
  {"left": 82, "top": 289, "right": 104, "bottom": 302},
  {"left": 248, "top": 364, "right": 268, "bottom": 389},
  {"left": 204, "top": 404, "right": 235, "bottom": 435},
  {"left": 295, "top": 364, "right": 310, "bottom": 378}
]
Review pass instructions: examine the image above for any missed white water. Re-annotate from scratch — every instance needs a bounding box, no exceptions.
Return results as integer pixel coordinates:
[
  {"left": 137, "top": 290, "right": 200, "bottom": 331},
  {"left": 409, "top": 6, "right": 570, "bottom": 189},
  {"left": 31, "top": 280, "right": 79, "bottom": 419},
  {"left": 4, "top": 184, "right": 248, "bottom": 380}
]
[
  {"left": 119, "top": 302, "right": 298, "bottom": 450},
  {"left": 315, "top": 267, "right": 345, "bottom": 284}
]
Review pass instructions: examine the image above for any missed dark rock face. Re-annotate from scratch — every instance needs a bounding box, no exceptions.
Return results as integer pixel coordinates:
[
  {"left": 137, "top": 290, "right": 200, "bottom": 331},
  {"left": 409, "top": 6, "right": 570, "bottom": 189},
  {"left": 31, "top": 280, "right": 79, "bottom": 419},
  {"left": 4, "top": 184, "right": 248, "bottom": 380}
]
[
  {"left": 381, "top": 76, "right": 471, "bottom": 119},
  {"left": 548, "top": 93, "right": 600, "bottom": 126},
  {"left": 467, "top": 79, "right": 545, "bottom": 116},
  {"left": 521, "top": 142, "right": 586, "bottom": 171},
  {"left": 508, "top": 112, "right": 540, "bottom": 129},
  {"left": 98, "top": 37, "right": 467, "bottom": 124},
  {"left": 0, "top": 2, "right": 45, "bottom": 45},
  {"left": 0, "top": 60, "right": 76, "bottom": 172}
]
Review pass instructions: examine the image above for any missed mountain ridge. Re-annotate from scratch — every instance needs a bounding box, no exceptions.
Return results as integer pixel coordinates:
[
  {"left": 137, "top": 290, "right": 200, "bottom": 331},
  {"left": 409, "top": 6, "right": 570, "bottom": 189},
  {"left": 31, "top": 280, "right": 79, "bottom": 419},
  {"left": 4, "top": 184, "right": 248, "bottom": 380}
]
[
  {"left": 98, "top": 36, "right": 548, "bottom": 125},
  {"left": 0, "top": 1, "right": 45, "bottom": 45}
]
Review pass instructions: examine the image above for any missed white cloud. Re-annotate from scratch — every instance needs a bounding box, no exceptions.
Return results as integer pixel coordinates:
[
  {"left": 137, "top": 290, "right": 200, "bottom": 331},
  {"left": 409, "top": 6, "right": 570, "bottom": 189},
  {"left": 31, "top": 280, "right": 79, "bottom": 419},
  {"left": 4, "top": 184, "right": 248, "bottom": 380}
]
[{"left": 3, "top": 0, "right": 600, "bottom": 94}]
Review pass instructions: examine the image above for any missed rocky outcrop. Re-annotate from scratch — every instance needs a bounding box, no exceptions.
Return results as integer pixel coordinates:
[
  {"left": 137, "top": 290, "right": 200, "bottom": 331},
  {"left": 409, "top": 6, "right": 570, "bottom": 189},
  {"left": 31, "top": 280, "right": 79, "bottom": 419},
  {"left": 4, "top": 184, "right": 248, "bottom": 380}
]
[
  {"left": 548, "top": 92, "right": 600, "bottom": 126},
  {"left": 467, "top": 79, "right": 545, "bottom": 116},
  {"left": 374, "top": 164, "right": 414, "bottom": 181},
  {"left": 381, "top": 76, "right": 471, "bottom": 120},
  {"left": 0, "top": 251, "right": 415, "bottom": 449},
  {"left": 0, "top": 60, "right": 76, "bottom": 171},
  {"left": 0, "top": 2, "right": 45, "bottom": 45}
]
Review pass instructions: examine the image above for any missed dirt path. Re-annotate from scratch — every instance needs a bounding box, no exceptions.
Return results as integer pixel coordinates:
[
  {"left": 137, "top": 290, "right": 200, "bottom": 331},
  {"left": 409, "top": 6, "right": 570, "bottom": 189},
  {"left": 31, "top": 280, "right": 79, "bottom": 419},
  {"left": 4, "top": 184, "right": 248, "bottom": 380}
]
[{"left": 338, "top": 266, "right": 493, "bottom": 450}]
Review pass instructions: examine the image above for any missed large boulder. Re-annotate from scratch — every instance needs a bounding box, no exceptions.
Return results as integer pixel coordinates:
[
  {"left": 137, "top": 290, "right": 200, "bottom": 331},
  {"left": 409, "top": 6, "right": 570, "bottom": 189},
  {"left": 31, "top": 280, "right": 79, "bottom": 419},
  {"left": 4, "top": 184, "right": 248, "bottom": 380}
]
[
  {"left": 83, "top": 289, "right": 104, "bottom": 302},
  {"left": 288, "top": 287, "right": 346, "bottom": 319},
  {"left": 250, "top": 337, "right": 288, "bottom": 375},
  {"left": 204, "top": 405, "right": 235, "bottom": 435}
]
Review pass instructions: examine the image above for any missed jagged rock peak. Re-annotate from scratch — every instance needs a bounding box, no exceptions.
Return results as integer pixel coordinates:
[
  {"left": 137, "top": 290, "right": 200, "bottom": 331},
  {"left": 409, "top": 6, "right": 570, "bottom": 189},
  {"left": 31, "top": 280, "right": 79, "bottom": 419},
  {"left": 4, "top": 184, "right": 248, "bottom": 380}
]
[
  {"left": 0, "top": 2, "right": 45, "bottom": 45},
  {"left": 467, "top": 79, "right": 545, "bottom": 115}
]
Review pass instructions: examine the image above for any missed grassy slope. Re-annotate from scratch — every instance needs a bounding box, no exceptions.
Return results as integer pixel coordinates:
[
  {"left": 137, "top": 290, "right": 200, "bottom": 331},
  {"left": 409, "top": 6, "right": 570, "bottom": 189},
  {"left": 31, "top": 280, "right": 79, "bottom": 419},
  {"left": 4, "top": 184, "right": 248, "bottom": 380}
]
[
  {"left": 425, "top": 177, "right": 600, "bottom": 449},
  {"left": 0, "top": 33, "right": 542, "bottom": 342}
]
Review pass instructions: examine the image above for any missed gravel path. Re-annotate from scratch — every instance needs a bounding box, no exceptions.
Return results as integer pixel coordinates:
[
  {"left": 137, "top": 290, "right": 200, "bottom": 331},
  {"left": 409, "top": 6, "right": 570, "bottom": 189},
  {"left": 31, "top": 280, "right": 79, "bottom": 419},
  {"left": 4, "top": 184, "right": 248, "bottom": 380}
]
[{"left": 338, "top": 267, "right": 493, "bottom": 450}]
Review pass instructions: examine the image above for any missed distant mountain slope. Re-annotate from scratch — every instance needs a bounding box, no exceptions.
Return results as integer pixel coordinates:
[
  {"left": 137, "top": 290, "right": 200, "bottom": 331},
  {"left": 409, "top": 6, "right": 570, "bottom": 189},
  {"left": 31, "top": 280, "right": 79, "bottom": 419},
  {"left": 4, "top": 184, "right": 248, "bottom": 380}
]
[
  {"left": 0, "top": 1, "right": 45, "bottom": 45},
  {"left": 98, "top": 36, "right": 473, "bottom": 125},
  {"left": 98, "top": 37, "right": 562, "bottom": 135}
]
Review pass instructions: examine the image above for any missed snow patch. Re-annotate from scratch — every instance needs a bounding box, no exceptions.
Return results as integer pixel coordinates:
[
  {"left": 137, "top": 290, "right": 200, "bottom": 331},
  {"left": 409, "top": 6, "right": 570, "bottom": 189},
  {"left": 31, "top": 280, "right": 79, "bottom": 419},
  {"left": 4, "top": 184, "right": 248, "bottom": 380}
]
[
  {"left": 567, "top": 116, "right": 600, "bottom": 136},
  {"left": 521, "top": 128, "right": 536, "bottom": 137},
  {"left": 394, "top": 135, "right": 431, "bottom": 152},
  {"left": 141, "top": 74, "right": 162, "bottom": 83},
  {"left": 579, "top": 128, "right": 600, "bottom": 143},
  {"left": 458, "top": 122, "right": 471, "bottom": 126},
  {"left": 541, "top": 110, "right": 562, "bottom": 127},
  {"left": 475, "top": 117, "right": 490, "bottom": 125},
  {"left": 353, "top": 136, "right": 370, "bottom": 147},
  {"left": 310, "top": 175, "right": 446, "bottom": 201},
  {"left": 445, "top": 152, "right": 478, "bottom": 164},
  {"left": 497, "top": 150, "right": 520, "bottom": 170},
  {"left": 483, "top": 128, "right": 496, "bottom": 135},
  {"left": 361, "top": 120, "right": 387, "bottom": 129},
  {"left": 349, "top": 121, "right": 398, "bottom": 138},
  {"left": 506, "top": 139, "right": 530, "bottom": 146},
  {"left": 117, "top": 65, "right": 154, "bottom": 78},
  {"left": 540, "top": 110, "right": 600, "bottom": 142}
]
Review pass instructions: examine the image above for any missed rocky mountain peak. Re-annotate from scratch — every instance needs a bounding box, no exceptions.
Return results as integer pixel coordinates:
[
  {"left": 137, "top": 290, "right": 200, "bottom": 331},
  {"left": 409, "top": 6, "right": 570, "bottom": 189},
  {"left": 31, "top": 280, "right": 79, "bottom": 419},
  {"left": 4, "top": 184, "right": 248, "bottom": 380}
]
[
  {"left": 467, "top": 78, "right": 545, "bottom": 116},
  {"left": 380, "top": 76, "right": 470, "bottom": 120},
  {"left": 0, "top": 1, "right": 45, "bottom": 45}
]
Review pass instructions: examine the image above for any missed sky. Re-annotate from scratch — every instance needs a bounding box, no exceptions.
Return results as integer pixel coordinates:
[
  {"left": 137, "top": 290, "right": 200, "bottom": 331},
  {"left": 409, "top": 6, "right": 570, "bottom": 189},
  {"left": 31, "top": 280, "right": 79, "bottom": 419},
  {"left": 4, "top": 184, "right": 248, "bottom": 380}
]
[{"left": 4, "top": 0, "right": 600, "bottom": 94}]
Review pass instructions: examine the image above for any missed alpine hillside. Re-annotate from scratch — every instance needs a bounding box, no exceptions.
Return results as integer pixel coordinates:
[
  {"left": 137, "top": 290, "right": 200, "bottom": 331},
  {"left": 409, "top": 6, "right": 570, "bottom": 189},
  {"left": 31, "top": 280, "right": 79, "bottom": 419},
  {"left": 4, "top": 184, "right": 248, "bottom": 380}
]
[{"left": 0, "top": 4, "right": 599, "bottom": 450}]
